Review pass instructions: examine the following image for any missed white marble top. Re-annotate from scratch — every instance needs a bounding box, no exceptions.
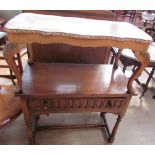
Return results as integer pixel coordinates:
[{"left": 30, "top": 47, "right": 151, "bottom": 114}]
[{"left": 5, "top": 13, "right": 153, "bottom": 43}]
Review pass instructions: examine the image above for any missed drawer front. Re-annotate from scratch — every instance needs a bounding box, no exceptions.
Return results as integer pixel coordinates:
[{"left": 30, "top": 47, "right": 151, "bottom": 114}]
[{"left": 27, "top": 97, "right": 128, "bottom": 114}]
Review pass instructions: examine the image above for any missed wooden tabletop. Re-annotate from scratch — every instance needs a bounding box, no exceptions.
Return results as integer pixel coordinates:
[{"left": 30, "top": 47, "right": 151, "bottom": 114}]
[{"left": 20, "top": 63, "right": 129, "bottom": 97}]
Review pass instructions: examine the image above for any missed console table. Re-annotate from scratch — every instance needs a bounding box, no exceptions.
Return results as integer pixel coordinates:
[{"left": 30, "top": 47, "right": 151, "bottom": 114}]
[{"left": 3, "top": 13, "right": 152, "bottom": 144}]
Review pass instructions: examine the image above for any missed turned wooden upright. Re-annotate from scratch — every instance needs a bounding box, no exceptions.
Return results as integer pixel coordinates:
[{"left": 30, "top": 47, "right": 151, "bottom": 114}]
[{"left": 3, "top": 13, "right": 152, "bottom": 144}]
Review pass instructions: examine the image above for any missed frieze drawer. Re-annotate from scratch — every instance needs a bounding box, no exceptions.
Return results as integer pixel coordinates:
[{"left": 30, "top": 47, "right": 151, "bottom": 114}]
[{"left": 27, "top": 97, "right": 127, "bottom": 114}]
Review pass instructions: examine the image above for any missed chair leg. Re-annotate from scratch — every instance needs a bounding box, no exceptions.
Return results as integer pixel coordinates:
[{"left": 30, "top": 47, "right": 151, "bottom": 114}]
[
  {"left": 132, "top": 65, "right": 137, "bottom": 72},
  {"left": 110, "top": 54, "right": 115, "bottom": 64},
  {"left": 110, "top": 48, "right": 116, "bottom": 64},
  {"left": 122, "top": 64, "right": 127, "bottom": 73},
  {"left": 140, "top": 67, "right": 155, "bottom": 98}
]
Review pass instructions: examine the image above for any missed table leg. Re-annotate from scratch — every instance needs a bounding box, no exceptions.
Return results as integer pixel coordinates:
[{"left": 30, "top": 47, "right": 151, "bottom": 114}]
[
  {"left": 127, "top": 50, "right": 150, "bottom": 95},
  {"left": 108, "top": 115, "right": 122, "bottom": 143},
  {"left": 21, "top": 98, "right": 36, "bottom": 144},
  {"left": 100, "top": 112, "right": 111, "bottom": 138}
]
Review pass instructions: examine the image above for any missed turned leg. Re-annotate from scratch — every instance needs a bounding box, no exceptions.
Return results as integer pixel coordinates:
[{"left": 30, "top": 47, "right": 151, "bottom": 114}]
[
  {"left": 21, "top": 98, "right": 35, "bottom": 144},
  {"left": 100, "top": 113, "right": 122, "bottom": 143},
  {"left": 100, "top": 112, "right": 110, "bottom": 138},
  {"left": 108, "top": 115, "right": 122, "bottom": 143}
]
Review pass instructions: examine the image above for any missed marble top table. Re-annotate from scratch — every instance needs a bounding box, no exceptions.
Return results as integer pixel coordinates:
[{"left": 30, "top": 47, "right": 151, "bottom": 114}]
[{"left": 3, "top": 13, "right": 153, "bottom": 95}]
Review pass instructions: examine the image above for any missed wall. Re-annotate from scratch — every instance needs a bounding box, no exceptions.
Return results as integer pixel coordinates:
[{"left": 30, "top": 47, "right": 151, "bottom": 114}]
[{"left": 0, "top": 10, "right": 21, "bottom": 21}]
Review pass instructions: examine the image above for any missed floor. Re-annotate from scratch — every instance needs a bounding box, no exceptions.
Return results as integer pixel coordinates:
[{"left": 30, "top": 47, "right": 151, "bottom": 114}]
[{"left": 0, "top": 54, "right": 155, "bottom": 145}]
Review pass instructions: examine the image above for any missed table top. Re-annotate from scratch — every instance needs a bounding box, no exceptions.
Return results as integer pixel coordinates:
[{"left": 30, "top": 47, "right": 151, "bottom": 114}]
[
  {"left": 5, "top": 13, "right": 152, "bottom": 44},
  {"left": 3, "top": 13, "right": 151, "bottom": 96},
  {"left": 20, "top": 63, "right": 129, "bottom": 97}
]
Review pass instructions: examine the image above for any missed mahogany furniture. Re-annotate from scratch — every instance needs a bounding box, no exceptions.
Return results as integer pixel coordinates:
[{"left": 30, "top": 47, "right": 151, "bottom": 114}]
[{"left": 3, "top": 13, "right": 152, "bottom": 144}]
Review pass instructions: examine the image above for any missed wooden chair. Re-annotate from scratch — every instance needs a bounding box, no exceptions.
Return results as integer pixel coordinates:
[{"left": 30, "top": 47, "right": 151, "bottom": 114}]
[
  {"left": 0, "top": 31, "right": 23, "bottom": 85},
  {"left": 0, "top": 17, "right": 23, "bottom": 85},
  {"left": 110, "top": 11, "right": 155, "bottom": 97},
  {"left": 0, "top": 18, "right": 23, "bottom": 128},
  {"left": 110, "top": 44, "right": 155, "bottom": 97},
  {"left": 113, "top": 10, "right": 138, "bottom": 23}
]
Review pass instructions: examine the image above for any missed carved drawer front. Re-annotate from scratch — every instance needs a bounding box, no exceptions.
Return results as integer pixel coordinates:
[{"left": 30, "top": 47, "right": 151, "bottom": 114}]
[{"left": 27, "top": 97, "right": 127, "bottom": 114}]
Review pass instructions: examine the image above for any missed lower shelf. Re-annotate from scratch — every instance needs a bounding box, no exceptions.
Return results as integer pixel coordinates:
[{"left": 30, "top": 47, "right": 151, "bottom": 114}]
[{"left": 19, "top": 63, "right": 132, "bottom": 144}]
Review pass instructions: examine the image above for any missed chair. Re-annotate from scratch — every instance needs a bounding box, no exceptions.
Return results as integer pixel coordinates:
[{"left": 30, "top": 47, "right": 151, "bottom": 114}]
[
  {"left": 114, "top": 10, "right": 138, "bottom": 23},
  {"left": 111, "top": 44, "right": 155, "bottom": 97},
  {"left": 0, "top": 18, "right": 23, "bottom": 85},
  {"left": 111, "top": 11, "right": 155, "bottom": 97},
  {"left": 0, "top": 18, "right": 24, "bottom": 128}
]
